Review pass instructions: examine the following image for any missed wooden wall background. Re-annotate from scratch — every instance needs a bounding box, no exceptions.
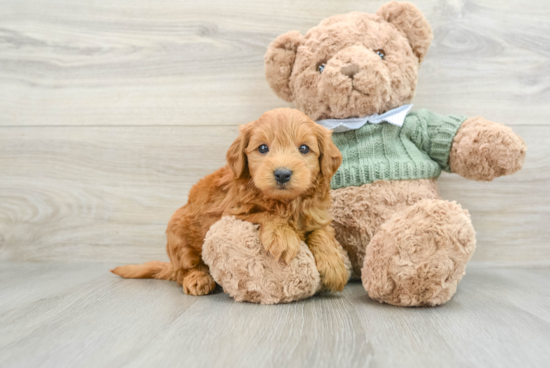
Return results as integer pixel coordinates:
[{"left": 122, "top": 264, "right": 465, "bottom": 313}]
[{"left": 1, "top": 0, "right": 549, "bottom": 265}]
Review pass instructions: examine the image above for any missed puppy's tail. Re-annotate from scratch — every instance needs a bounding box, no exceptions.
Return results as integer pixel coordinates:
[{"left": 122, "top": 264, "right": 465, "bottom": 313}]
[{"left": 111, "top": 261, "right": 174, "bottom": 281}]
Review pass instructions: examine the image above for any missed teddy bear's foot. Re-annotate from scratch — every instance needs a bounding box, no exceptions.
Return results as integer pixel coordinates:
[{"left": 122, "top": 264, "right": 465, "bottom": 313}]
[
  {"left": 201, "top": 216, "right": 322, "bottom": 304},
  {"left": 362, "top": 199, "right": 476, "bottom": 307}
]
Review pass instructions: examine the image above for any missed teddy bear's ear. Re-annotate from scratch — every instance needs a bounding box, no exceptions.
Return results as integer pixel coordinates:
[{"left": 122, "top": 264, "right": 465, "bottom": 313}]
[
  {"left": 377, "top": 1, "right": 433, "bottom": 62},
  {"left": 264, "top": 31, "right": 304, "bottom": 102}
]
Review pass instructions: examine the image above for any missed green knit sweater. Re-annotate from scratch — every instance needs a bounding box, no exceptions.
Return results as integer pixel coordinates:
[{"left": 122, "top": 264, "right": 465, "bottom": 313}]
[{"left": 330, "top": 109, "right": 466, "bottom": 189}]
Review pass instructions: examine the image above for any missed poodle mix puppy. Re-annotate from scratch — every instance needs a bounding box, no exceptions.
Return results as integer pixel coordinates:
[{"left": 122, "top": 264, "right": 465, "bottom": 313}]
[{"left": 112, "top": 108, "right": 349, "bottom": 296}]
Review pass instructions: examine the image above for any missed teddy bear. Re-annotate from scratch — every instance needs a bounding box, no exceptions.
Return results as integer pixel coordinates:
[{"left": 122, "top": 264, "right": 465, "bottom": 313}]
[
  {"left": 203, "top": 1, "right": 526, "bottom": 306},
  {"left": 261, "top": 1, "right": 526, "bottom": 306}
]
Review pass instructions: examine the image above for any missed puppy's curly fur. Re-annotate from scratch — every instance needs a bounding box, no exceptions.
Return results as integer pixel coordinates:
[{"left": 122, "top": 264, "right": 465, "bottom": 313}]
[{"left": 112, "top": 108, "right": 348, "bottom": 296}]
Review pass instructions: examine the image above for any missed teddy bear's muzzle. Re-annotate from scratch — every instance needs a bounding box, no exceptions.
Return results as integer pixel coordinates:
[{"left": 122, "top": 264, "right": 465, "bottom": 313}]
[{"left": 318, "top": 45, "right": 392, "bottom": 119}]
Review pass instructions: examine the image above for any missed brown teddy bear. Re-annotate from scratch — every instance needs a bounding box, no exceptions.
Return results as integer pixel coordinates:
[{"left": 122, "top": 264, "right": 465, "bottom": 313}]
[
  {"left": 261, "top": 1, "right": 526, "bottom": 306},
  {"left": 203, "top": 1, "right": 526, "bottom": 306}
]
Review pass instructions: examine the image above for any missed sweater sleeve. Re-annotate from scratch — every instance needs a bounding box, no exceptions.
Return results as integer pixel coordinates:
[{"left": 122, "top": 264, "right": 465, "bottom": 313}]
[{"left": 411, "top": 109, "right": 467, "bottom": 172}]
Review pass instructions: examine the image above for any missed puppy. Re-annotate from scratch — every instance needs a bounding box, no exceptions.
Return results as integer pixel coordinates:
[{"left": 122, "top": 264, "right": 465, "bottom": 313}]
[{"left": 112, "top": 108, "right": 349, "bottom": 296}]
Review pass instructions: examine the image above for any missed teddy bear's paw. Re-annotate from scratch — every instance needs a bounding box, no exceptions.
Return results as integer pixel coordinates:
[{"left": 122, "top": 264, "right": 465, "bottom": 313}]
[
  {"left": 202, "top": 216, "right": 320, "bottom": 304},
  {"left": 362, "top": 199, "right": 476, "bottom": 307},
  {"left": 450, "top": 117, "right": 527, "bottom": 181}
]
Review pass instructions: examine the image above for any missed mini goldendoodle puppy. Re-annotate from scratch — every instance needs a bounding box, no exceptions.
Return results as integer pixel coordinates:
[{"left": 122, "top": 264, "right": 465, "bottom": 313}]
[{"left": 112, "top": 108, "right": 349, "bottom": 296}]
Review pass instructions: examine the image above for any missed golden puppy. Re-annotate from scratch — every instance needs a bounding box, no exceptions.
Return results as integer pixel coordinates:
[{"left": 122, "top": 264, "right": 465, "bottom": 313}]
[{"left": 112, "top": 108, "right": 348, "bottom": 296}]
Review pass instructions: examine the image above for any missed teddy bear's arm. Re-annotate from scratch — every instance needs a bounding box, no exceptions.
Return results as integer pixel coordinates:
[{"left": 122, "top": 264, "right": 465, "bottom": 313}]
[{"left": 448, "top": 117, "right": 526, "bottom": 181}]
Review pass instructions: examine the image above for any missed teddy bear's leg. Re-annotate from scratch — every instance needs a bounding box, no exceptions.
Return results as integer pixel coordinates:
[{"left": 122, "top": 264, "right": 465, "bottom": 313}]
[
  {"left": 330, "top": 185, "right": 386, "bottom": 279},
  {"left": 362, "top": 199, "right": 476, "bottom": 307},
  {"left": 330, "top": 180, "right": 442, "bottom": 279},
  {"left": 202, "top": 216, "right": 322, "bottom": 304}
]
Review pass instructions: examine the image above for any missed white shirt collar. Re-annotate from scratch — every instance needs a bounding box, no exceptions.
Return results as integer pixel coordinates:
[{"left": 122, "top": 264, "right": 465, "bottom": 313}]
[{"left": 316, "top": 104, "right": 413, "bottom": 133}]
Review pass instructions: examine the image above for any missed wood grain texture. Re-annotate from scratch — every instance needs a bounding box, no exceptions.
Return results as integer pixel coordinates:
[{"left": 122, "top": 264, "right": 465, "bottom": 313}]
[
  {"left": 0, "top": 125, "right": 237, "bottom": 262},
  {"left": 1, "top": 0, "right": 549, "bottom": 126},
  {"left": 0, "top": 262, "right": 549, "bottom": 368},
  {"left": 0, "top": 125, "right": 549, "bottom": 263},
  {"left": 0, "top": 124, "right": 547, "bottom": 264},
  {"left": 1, "top": 1, "right": 549, "bottom": 263}
]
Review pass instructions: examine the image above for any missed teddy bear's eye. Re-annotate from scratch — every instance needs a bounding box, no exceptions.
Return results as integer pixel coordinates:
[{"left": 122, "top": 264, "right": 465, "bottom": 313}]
[
  {"left": 318, "top": 63, "right": 326, "bottom": 73},
  {"left": 375, "top": 49, "right": 385, "bottom": 60}
]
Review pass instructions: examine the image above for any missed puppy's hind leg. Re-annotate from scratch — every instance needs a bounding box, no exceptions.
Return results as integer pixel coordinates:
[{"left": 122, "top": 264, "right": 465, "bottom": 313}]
[
  {"left": 166, "top": 226, "right": 216, "bottom": 297},
  {"left": 181, "top": 262, "right": 216, "bottom": 296}
]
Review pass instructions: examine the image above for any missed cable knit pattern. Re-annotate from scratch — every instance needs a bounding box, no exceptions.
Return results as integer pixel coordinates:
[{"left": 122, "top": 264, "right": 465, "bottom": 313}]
[{"left": 330, "top": 109, "right": 466, "bottom": 189}]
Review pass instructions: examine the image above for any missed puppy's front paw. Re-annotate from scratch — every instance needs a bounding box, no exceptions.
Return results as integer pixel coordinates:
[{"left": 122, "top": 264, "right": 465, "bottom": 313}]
[
  {"left": 316, "top": 252, "right": 349, "bottom": 292},
  {"left": 261, "top": 226, "right": 301, "bottom": 264}
]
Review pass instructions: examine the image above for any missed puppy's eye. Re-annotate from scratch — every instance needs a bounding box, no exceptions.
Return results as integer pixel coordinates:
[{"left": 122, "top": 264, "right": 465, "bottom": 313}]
[
  {"left": 258, "top": 144, "right": 269, "bottom": 154},
  {"left": 299, "top": 144, "right": 310, "bottom": 154},
  {"left": 318, "top": 63, "right": 325, "bottom": 73},
  {"left": 375, "top": 49, "right": 385, "bottom": 60}
]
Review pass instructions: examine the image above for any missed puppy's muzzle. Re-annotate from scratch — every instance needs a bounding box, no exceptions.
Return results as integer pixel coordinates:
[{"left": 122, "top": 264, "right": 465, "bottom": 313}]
[{"left": 274, "top": 168, "right": 292, "bottom": 184}]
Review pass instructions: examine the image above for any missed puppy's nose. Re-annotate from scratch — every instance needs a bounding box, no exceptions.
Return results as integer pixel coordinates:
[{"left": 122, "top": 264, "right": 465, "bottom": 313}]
[
  {"left": 274, "top": 168, "right": 292, "bottom": 184},
  {"left": 341, "top": 63, "right": 360, "bottom": 78}
]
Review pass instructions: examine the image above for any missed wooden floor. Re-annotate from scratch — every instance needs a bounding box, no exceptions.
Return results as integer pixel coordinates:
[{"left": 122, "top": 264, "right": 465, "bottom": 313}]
[
  {"left": 0, "top": 262, "right": 549, "bottom": 368},
  {"left": 2, "top": 0, "right": 550, "bottom": 366}
]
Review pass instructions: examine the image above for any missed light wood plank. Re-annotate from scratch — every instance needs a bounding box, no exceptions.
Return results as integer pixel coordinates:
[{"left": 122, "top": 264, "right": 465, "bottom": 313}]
[
  {"left": 1, "top": 0, "right": 549, "bottom": 126},
  {"left": 0, "top": 262, "right": 548, "bottom": 368},
  {"left": 0, "top": 125, "right": 548, "bottom": 264},
  {"left": 0, "top": 125, "right": 237, "bottom": 262}
]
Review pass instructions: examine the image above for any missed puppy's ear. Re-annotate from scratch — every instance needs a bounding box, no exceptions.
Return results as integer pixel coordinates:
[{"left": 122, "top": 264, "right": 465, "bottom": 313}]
[
  {"left": 377, "top": 2, "right": 433, "bottom": 62},
  {"left": 226, "top": 124, "right": 252, "bottom": 179},
  {"left": 316, "top": 125, "right": 342, "bottom": 179},
  {"left": 264, "top": 31, "right": 304, "bottom": 102}
]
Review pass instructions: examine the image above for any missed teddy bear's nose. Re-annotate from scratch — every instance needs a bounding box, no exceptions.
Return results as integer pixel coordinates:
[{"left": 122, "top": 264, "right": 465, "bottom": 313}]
[{"left": 341, "top": 63, "right": 360, "bottom": 78}]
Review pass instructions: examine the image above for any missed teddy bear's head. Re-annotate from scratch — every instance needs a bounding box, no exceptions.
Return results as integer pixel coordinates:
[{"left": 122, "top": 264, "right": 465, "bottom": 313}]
[{"left": 265, "top": 2, "right": 433, "bottom": 121}]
